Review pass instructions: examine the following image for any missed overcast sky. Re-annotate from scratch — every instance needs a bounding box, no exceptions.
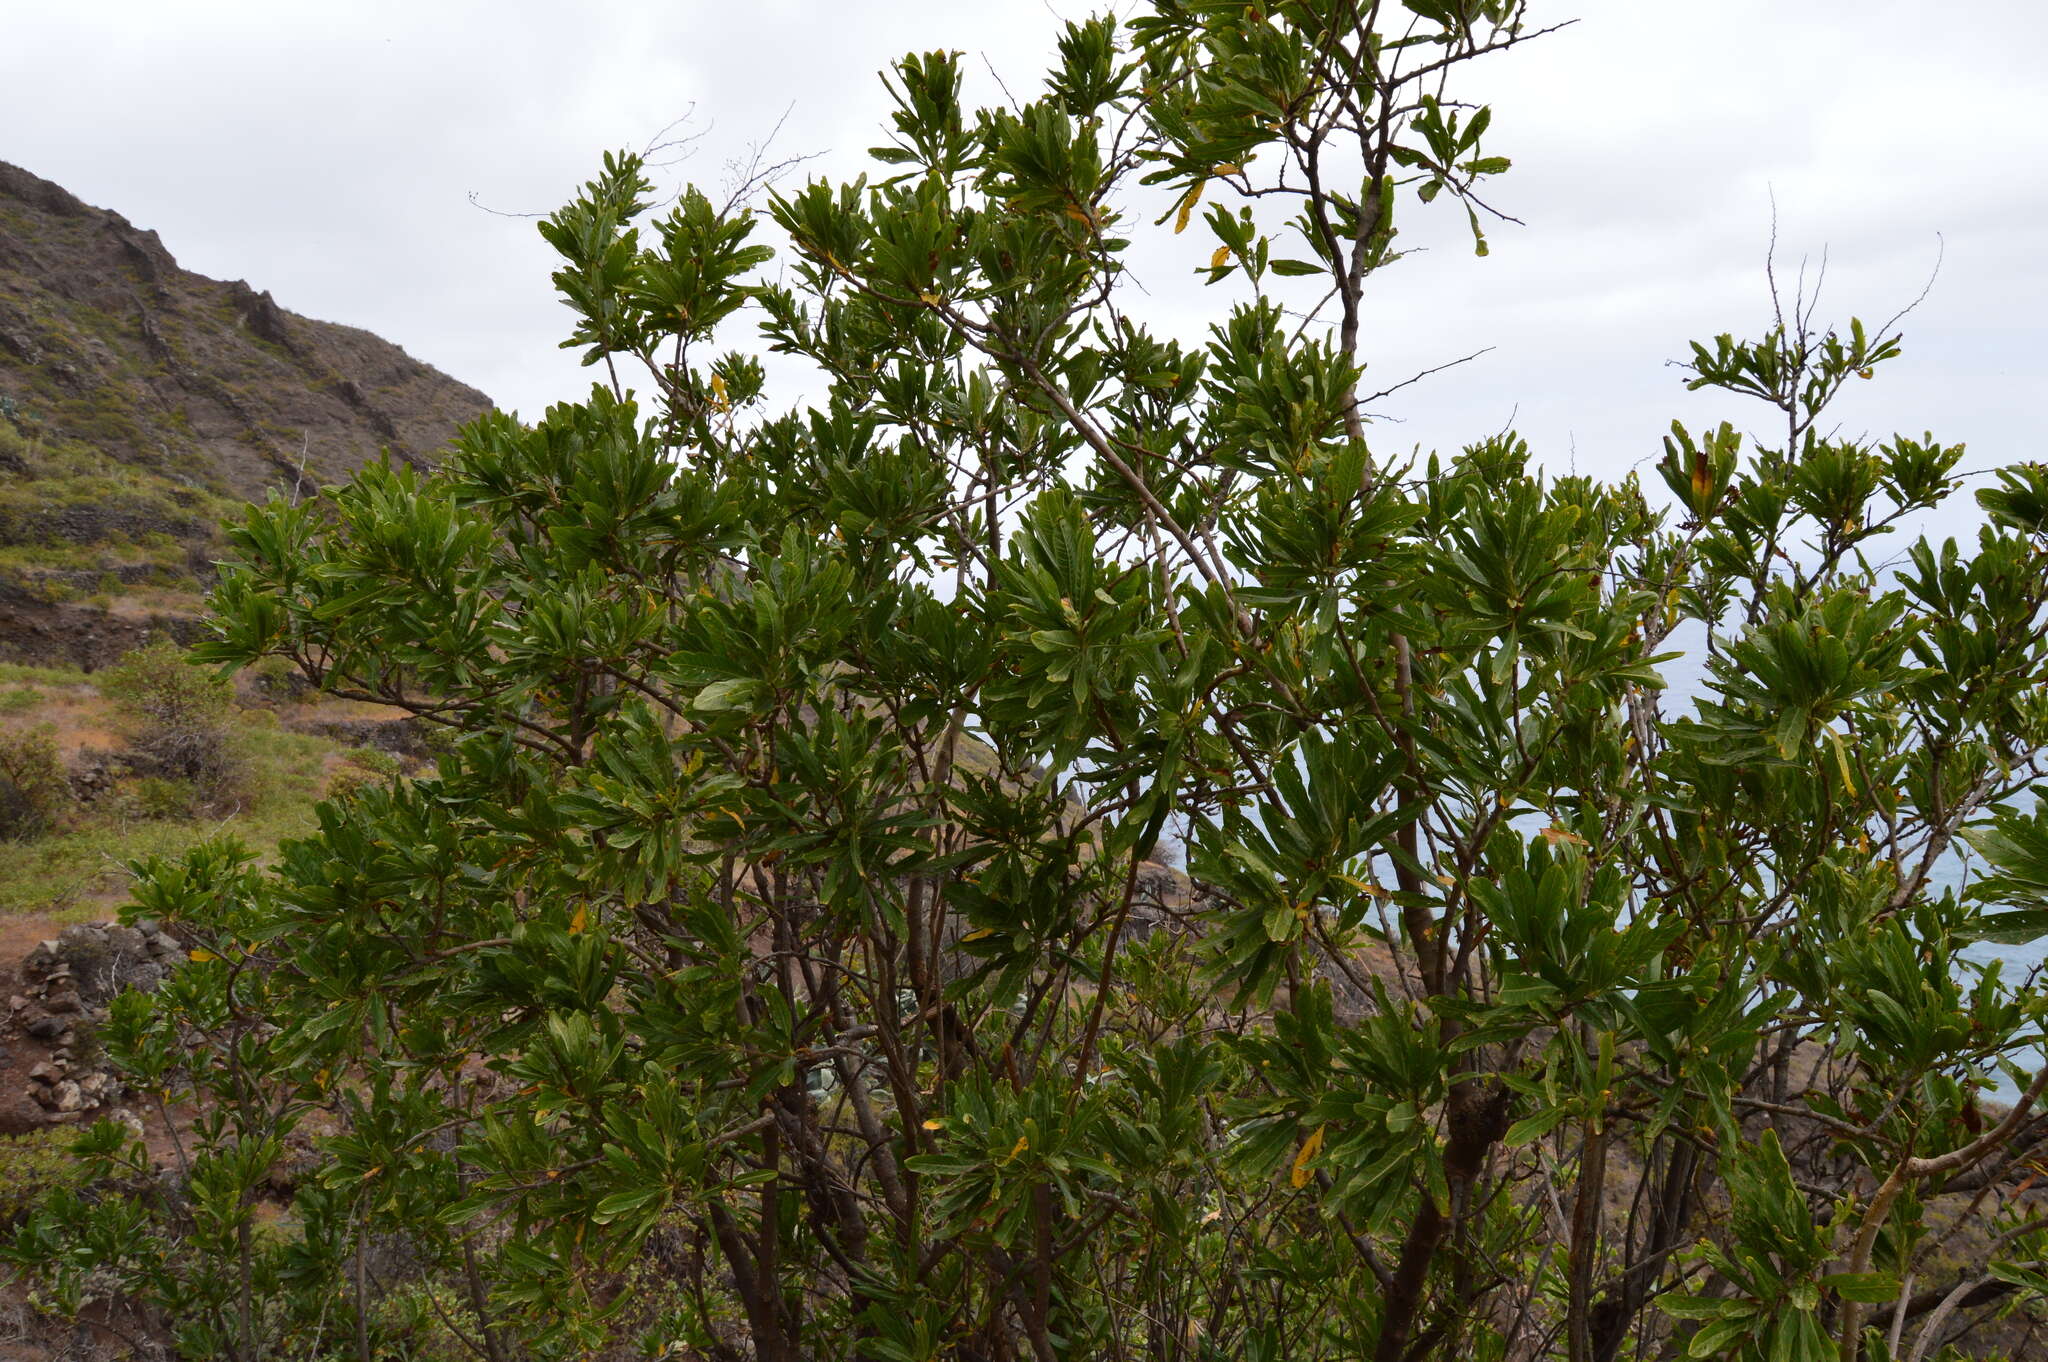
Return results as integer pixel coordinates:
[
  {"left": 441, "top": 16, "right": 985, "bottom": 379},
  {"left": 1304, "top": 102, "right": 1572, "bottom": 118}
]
[{"left": 4, "top": 1, "right": 2043, "bottom": 531}]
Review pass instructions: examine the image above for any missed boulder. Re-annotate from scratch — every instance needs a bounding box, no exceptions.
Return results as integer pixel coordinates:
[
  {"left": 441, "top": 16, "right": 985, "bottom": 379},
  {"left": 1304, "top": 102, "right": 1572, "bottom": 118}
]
[
  {"left": 119, "top": 961, "right": 168, "bottom": 993},
  {"left": 57, "top": 923, "right": 107, "bottom": 952},
  {"left": 0, "top": 1095, "right": 46, "bottom": 1134}
]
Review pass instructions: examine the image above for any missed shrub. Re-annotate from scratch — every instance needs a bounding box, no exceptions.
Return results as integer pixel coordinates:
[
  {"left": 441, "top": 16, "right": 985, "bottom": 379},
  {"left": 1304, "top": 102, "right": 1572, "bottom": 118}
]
[
  {"left": 344, "top": 745, "right": 402, "bottom": 777},
  {"left": 0, "top": 726, "right": 70, "bottom": 840},
  {"left": 130, "top": 775, "right": 196, "bottom": 821},
  {"left": 0, "top": 413, "right": 37, "bottom": 467},
  {"left": 0, "top": 687, "right": 42, "bottom": 714},
  {"left": 100, "top": 641, "right": 236, "bottom": 794},
  {"left": 245, "top": 653, "right": 304, "bottom": 702},
  {"left": 322, "top": 763, "right": 377, "bottom": 803},
  {"left": 0, "top": 1131, "right": 85, "bottom": 1227},
  {"left": 15, "top": 10, "right": 2048, "bottom": 1362}
]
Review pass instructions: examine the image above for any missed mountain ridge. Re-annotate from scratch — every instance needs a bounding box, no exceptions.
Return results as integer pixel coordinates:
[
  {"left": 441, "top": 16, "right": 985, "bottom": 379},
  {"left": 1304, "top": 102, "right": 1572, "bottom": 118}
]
[{"left": 0, "top": 160, "right": 492, "bottom": 666}]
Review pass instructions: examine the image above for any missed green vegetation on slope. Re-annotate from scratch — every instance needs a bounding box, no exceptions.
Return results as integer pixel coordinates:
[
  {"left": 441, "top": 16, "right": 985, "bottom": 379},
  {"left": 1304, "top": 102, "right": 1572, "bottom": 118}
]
[
  {"left": 0, "top": 655, "right": 403, "bottom": 917},
  {"left": 0, "top": 418, "right": 230, "bottom": 605}
]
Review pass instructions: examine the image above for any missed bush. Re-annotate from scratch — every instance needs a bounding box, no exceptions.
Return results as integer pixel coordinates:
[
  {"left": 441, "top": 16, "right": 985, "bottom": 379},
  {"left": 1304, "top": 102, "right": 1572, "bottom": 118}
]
[
  {"left": 100, "top": 641, "right": 236, "bottom": 793},
  {"left": 0, "top": 1131, "right": 85, "bottom": 1227},
  {"left": 322, "top": 763, "right": 377, "bottom": 804},
  {"left": 130, "top": 775, "right": 196, "bottom": 821},
  {"left": 0, "top": 726, "right": 70, "bottom": 840},
  {"left": 16, "top": 10, "right": 2048, "bottom": 1362},
  {"left": 344, "top": 745, "right": 402, "bottom": 777},
  {"left": 245, "top": 653, "right": 306, "bottom": 702}
]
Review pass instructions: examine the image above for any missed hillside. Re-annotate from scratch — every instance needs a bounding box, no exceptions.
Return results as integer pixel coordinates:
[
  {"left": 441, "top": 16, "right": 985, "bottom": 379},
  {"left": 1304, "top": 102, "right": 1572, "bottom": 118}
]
[
  {"left": 0, "top": 160, "right": 490, "bottom": 668},
  {"left": 0, "top": 167, "right": 478, "bottom": 1163}
]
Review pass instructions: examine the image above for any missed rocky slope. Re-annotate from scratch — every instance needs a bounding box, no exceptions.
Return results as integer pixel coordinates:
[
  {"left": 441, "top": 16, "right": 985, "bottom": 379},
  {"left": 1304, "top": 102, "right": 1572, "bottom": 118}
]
[{"left": 0, "top": 161, "right": 491, "bottom": 667}]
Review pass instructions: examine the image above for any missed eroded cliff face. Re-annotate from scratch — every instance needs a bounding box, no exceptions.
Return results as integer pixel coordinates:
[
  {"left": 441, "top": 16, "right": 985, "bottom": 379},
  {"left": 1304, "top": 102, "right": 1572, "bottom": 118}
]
[{"left": 0, "top": 160, "right": 493, "bottom": 666}]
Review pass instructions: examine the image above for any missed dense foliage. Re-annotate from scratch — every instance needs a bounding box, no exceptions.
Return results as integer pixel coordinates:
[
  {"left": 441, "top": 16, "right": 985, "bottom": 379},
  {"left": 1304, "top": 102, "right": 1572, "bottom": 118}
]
[
  {"left": 102, "top": 638, "right": 239, "bottom": 794},
  {"left": 15, "top": 3, "right": 2048, "bottom": 1360},
  {"left": 0, "top": 724, "right": 70, "bottom": 840}
]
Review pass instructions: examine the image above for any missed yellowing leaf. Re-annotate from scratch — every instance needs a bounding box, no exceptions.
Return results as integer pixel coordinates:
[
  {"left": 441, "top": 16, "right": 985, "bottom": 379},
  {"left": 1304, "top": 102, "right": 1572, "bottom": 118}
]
[
  {"left": 919, "top": 290, "right": 942, "bottom": 305},
  {"left": 1174, "top": 178, "right": 1206, "bottom": 234},
  {"left": 709, "top": 372, "right": 730, "bottom": 412},
  {"left": 569, "top": 904, "right": 588, "bottom": 935},
  {"left": 1289, "top": 1125, "right": 1325, "bottom": 1188},
  {"left": 922, "top": 1118, "right": 945, "bottom": 1131},
  {"left": 1829, "top": 731, "right": 1859, "bottom": 797},
  {"left": 961, "top": 927, "right": 998, "bottom": 942},
  {"left": 1210, "top": 245, "right": 1232, "bottom": 270},
  {"left": 188, "top": 948, "right": 216, "bottom": 963},
  {"left": 1005, "top": 1135, "right": 1029, "bottom": 1162},
  {"left": 1541, "top": 825, "right": 1587, "bottom": 848},
  {"left": 1063, "top": 205, "right": 1095, "bottom": 227}
]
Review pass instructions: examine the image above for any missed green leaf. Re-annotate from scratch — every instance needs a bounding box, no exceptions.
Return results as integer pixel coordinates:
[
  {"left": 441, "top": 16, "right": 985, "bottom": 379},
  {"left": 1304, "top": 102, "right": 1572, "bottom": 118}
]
[
  {"left": 1820, "top": 1271, "right": 1900, "bottom": 1304},
  {"left": 1688, "top": 1315, "right": 1759, "bottom": 1357},
  {"left": 592, "top": 1186, "right": 667, "bottom": 1223},
  {"left": 1502, "top": 1106, "right": 1571, "bottom": 1148},
  {"left": 692, "top": 677, "right": 762, "bottom": 713},
  {"left": 1958, "top": 909, "right": 2048, "bottom": 946}
]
